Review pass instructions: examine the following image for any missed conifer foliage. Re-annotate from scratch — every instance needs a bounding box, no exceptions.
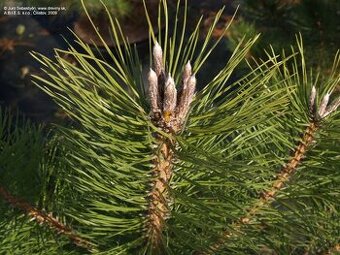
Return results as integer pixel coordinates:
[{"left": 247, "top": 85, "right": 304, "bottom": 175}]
[
  {"left": 228, "top": 0, "right": 340, "bottom": 70},
  {"left": 0, "top": 0, "right": 339, "bottom": 254}
]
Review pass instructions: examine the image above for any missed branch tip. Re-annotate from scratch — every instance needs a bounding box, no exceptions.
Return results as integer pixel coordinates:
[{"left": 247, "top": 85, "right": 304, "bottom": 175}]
[
  {"left": 146, "top": 44, "right": 197, "bottom": 251},
  {"left": 309, "top": 87, "right": 339, "bottom": 119}
]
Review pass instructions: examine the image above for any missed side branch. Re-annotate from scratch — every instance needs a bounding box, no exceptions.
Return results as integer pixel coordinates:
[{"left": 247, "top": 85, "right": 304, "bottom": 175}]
[
  {"left": 200, "top": 89, "right": 340, "bottom": 254},
  {"left": 200, "top": 121, "right": 319, "bottom": 254},
  {"left": 255, "top": 122, "right": 317, "bottom": 206},
  {"left": 0, "top": 185, "right": 95, "bottom": 252}
]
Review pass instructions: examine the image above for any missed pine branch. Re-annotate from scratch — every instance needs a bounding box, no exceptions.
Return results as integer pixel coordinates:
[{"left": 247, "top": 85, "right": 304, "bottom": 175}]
[
  {"left": 146, "top": 42, "right": 196, "bottom": 251},
  {"left": 0, "top": 185, "right": 95, "bottom": 252},
  {"left": 25, "top": 0, "right": 339, "bottom": 253},
  {"left": 199, "top": 88, "right": 340, "bottom": 254}
]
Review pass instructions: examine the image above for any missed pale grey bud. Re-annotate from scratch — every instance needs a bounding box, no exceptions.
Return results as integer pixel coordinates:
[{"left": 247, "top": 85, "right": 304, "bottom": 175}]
[
  {"left": 148, "top": 68, "right": 160, "bottom": 113},
  {"left": 182, "top": 61, "right": 192, "bottom": 88},
  {"left": 176, "top": 75, "right": 196, "bottom": 122},
  {"left": 163, "top": 75, "right": 177, "bottom": 122},
  {"left": 318, "top": 93, "right": 330, "bottom": 118},
  {"left": 323, "top": 97, "right": 340, "bottom": 118},
  {"left": 187, "top": 75, "right": 196, "bottom": 98},
  {"left": 153, "top": 42, "right": 163, "bottom": 77},
  {"left": 177, "top": 61, "right": 192, "bottom": 116},
  {"left": 309, "top": 86, "right": 316, "bottom": 113}
]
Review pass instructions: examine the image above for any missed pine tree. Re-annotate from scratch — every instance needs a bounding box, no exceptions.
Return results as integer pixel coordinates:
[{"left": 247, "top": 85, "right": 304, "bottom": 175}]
[{"left": 1, "top": 0, "right": 339, "bottom": 254}]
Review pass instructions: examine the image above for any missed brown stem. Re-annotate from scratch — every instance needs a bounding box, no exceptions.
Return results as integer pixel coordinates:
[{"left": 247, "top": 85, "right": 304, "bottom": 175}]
[
  {"left": 322, "top": 244, "right": 340, "bottom": 255},
  {"left": 146, "top": 136, "right": 174, "bottom": 252},
  {"left": 200, "top": 121, "right": 319, "bottom": 254},
  {"left": 0, "top": 185, "right": 95, "bottom": 252}
]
